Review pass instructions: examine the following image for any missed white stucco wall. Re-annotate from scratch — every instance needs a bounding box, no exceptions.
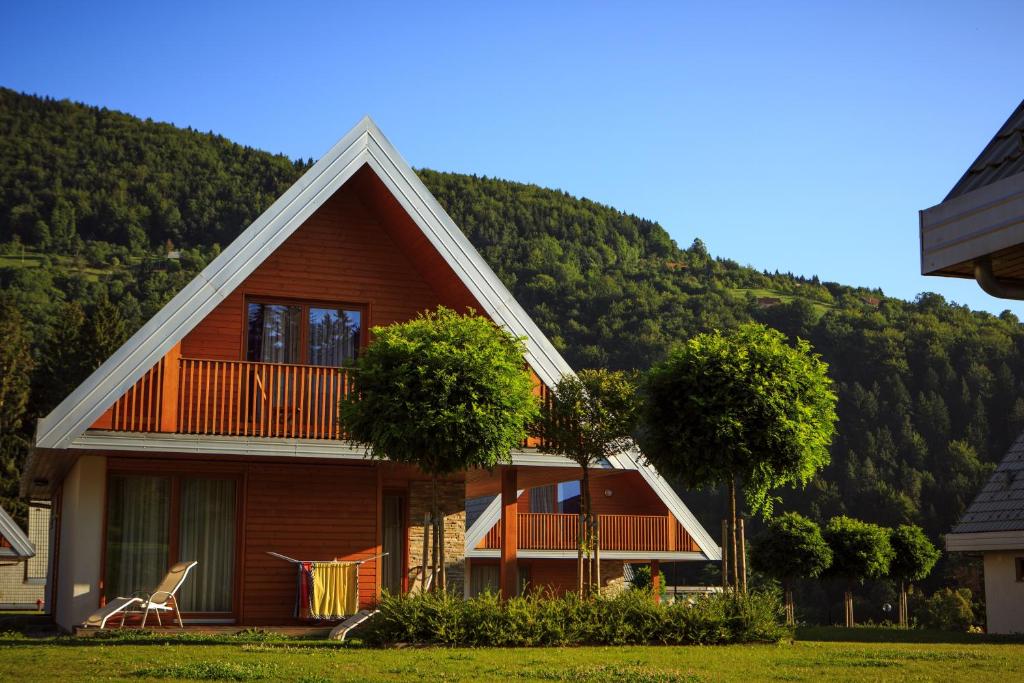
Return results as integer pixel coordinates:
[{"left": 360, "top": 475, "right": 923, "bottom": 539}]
[
  {"left": 983, "top": 550, "right": 1024, "bottom": 634},
  {"left": 54, "top": 455, "right": 106, "bottom": 631}
]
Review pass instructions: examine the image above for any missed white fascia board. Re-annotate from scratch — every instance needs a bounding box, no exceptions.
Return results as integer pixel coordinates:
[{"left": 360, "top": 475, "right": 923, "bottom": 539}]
[
  {"left": 0, "top": 506, "right": 34, "bottom": 559},
  {"left": 34, "top": 116, "right": 574, "bottom": 450},
  {"left": 465, "top": 494, "right": 507, "bottom": 551},
  {"left": 946, "top": 530, "right": 1024, "bottom": 552},
  {"left": 467, "top": 549, "right": 711, "bottom": 561}
]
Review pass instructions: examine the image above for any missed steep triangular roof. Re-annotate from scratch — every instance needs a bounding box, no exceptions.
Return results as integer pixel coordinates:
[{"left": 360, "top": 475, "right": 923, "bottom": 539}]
[
  {"left": 950, "top": 431, "right": 1024, "bottom": 535},
  {"left": 946, "top": 99, "right": 1024, "bottom": 201},
  {"left": 0, "top": 506, "right": 34, "bottom": 560},
  {"left": 34, "top": 117, "right": 574, "bottom": 449}
]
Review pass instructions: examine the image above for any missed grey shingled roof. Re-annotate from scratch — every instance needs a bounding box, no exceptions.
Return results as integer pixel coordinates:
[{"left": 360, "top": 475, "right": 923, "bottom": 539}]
[
  {"left": 946, "top": 99, "right": 1024, "bottom": 201},
  {"left": 951, "top": 431, "right": 1024, "bottom": 534}
]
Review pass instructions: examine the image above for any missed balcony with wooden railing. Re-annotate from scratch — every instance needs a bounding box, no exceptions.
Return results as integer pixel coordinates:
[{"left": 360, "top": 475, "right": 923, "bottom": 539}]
[
  {"left": 92, "top": 350, "right": 551, "bottom": 445},
  {"left": 478, "top": 513, "right": 697, "bottom": 553},
  {"left": 94, "top": 350, "right": 358, "bottom": 440}
]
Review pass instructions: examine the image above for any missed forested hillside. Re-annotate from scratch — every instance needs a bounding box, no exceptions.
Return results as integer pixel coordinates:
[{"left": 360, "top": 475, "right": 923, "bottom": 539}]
[{"left": 0, "top": 88, "right": 1016, "bottom": 588}]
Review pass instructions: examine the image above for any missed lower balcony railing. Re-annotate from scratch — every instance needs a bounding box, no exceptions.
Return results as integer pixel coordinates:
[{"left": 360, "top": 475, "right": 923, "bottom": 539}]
[{"left": 479, "top": 513, "right": 696, "bottom": 553}]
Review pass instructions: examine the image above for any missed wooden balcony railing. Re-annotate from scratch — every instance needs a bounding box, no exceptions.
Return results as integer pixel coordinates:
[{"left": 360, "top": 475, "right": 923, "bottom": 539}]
[
  {"left": 479, "top": 513, "right": 696, "bottom": 553},
  {"left": 100, "top": 356, "right": 357, "bottom": 439}
]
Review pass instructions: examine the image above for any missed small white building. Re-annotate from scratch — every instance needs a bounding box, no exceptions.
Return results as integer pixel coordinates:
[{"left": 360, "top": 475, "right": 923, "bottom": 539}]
[
  {"left": 945, "top": 434, "right": 1024, "bottom": 634},
  {"left": 0, "top": 504, "right": 49, "bottom": 610}
]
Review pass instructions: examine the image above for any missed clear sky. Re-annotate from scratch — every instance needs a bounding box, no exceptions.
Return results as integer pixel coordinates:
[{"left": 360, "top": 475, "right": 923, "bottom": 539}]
[{"left": 4, "top": 1, "right": 1023, "bottom": 314}]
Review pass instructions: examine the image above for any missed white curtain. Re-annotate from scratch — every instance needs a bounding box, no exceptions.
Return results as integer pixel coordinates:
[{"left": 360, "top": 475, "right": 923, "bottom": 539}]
[
  {"left": 105, "top": 475, "right": 170, "bottom": 599},
  {"left": 530, "top": 484, "right": 556, "bottom": 513},
  {"left": 178, "top": 479, "right": 236, "bottom": 613},
  {"left": 247, "top": 303, "right": 301, "bottom": 363}
]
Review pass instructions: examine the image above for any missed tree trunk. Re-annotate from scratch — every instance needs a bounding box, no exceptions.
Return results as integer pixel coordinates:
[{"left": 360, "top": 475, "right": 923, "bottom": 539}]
[
  {"left": 720, "top": 519, "right": 729, "bottom": 590},
  {"left": 430, "top": 476, "right": 439, "bottom": 593},
  {"left": 738, "top": 514, "right": 747, "bottom": 594},
  {"left": 899, "top": 581, "right": 907, "bottom": 628},
  {"left": 727, "top": 476, "right": 738, "bottom": 592},
  {"left": 593, "top": 515, "right": 601, "bottom": 595},
  {"left": 845, "top": 579, "right": 854, "bottom": 628},
  {"left": 784, "top": 578, "right": 794, "bottom": 626},
  {"left": 419, "top": 513, "right": 431, "bottom": 593},
  {"left": 438, "top": 504, "right": 446, "bottom": 593},
  {"left": 581, "top": 466, "right": 594, "bottom": 597}
]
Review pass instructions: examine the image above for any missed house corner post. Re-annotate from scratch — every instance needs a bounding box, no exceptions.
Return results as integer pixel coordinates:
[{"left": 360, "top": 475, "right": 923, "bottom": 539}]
[
  {"left": 159, "top": 342, "right": 182, "bottom": 432},
  {"left": 499, "top": 467, "right": 518, "bottom": 600}
]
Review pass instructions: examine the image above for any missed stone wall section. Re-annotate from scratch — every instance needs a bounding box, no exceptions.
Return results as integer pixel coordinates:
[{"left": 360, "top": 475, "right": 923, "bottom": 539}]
[{"left": 407, "top": 480, "right": 465, "bottom": 595}]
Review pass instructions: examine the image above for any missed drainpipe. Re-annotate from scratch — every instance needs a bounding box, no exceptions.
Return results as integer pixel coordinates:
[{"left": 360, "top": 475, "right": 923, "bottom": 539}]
[{"left": 974, "top": 257, "right": 1024, "bottom": 300}]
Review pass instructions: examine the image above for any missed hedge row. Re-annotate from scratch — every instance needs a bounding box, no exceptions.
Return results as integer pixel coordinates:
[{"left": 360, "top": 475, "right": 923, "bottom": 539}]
[{"left": 363, "top": 589, "right": 787, "bottom": 647}]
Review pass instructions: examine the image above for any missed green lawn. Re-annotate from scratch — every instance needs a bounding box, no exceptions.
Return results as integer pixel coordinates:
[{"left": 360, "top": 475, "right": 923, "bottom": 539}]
[{"left": 1, "top": 625, "right": 1022, "bottom": 682}]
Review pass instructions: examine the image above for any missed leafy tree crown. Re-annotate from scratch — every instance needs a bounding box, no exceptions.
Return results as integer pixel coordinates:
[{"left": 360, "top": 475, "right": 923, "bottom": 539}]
[
  {"left": 823, "top": 515, "right": 894, "bottom": 583},
  {"left": 533, "top": 368, "right": 638, "bottom": 469},
  {"left": 339, "top": 306, "right": 539, "bottom": 476},
  {"left": 888, "top": 524, "right": 940, "bottom": 583},
  {"left": 639, "top": 322, "right": 838, "bottom": 516},
  {"left": 749, "top": 511, "right": 833, "bottom": 581}
]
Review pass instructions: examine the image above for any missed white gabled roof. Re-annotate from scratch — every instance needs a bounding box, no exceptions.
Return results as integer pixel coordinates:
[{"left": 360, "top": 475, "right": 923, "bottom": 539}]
[
  {"left": 34, "top": 116, "right": 574, "bottom": 450},
  {"left": 0, "top": 506, "right": 34, "bottom": 560}
]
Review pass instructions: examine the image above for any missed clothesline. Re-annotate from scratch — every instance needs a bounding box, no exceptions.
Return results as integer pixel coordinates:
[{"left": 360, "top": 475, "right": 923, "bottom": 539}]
[{"left": 266, "top": 551, "right": 388, "bottom": 565}]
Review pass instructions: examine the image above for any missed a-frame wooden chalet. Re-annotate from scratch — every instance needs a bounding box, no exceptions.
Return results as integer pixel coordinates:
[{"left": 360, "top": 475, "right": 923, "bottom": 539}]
[{"left": 23, "top": 117, "right": 719, "bottom": 632}]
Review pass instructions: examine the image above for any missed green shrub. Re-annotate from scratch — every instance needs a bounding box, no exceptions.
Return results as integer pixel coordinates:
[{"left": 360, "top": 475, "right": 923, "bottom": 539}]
[
  {"left": 363, "top": 589, "right": 786, "bottom": 647},
  {"left": 910, "top": 588, "right": 975, "bottom": 631},
  {"left": 630, "top": 565, "right": 668, "bottom": 596}
]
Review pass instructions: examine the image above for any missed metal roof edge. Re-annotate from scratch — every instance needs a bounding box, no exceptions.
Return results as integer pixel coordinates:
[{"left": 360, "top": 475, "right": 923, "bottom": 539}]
[{"left": 0, "top": 505, "right": 34, "bottom": 559}]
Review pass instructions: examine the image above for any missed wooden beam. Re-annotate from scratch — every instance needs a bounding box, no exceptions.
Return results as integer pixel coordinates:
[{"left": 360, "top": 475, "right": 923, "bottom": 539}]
[
  {"left": 651, "top": 559, "right": 661, "bottom": 604},
  {"left": 160, "top": 342, "right": 181, "bottom": 432},
  {"left": 499, "top": 467, "right": 518, "bottom": 599}
]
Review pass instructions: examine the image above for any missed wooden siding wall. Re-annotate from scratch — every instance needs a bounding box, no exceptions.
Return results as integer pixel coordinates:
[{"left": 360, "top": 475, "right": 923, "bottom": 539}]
[
  {"left": 181, "top": 178, "right": 478, "bottom": 361},
  {"left": 242, "top": 463, "right": 379, "bottom": 624},
  {"left": 517, "top": 471, "right": 666, "bottom": 516}
]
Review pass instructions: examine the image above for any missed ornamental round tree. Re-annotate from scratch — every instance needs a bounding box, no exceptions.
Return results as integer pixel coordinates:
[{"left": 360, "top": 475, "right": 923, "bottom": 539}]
[
  {"left": 750, "top": 512, "right": 832, "bottom": 625},
  {"left": 639, "top": 322, "right": 837, "bottom": 592},
  {"left": 339, "top": 306, "right": 539, "bottom": 592},
  {"left": 532, "top": 369, "right": 638, "bottom": 597},
  {"left": 889, "top": 524, "right": 939, "bottom": 628},
  {"left": 823, "top": 515, "right": 894, "bottom": 627}
]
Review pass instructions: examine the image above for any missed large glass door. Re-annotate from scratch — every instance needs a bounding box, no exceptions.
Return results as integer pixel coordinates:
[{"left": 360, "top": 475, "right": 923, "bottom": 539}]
[
  {"left": 178, "top": 479, "right": 237, "bottom": 612},
  {"left": 105, "top": 474, "right": 238, "bottom": 615}
]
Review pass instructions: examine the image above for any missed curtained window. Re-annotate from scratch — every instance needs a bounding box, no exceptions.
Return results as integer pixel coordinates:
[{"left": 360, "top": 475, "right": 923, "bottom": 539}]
[
  {"left": 529, "top": 481, "right": 581, "bottom": 514},
  {"left": 246, "top": 300, "right": 362, "bottom": 366},
  {"left": 105, "top": 475, "right": 170, "bottom": 600},
  {"left": 308, "top": 307, "right": 361, "bottom": 366},
  {"left": 247, "top": 303, "right": 302, "bottom": 364},
  {"left": 105, "top": 474, "right": 238, "bottom": 614},
  {"left": 178, "top": 479, "right": 237, "bottom": 613}
]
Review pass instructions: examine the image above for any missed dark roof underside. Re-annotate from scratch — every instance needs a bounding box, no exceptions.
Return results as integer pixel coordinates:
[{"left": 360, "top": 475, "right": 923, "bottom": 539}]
[
  {"left": 952, "top": 431, "right": 1024, "bottom": 534},
  {"left": 946, "top": 100, "right": 1024, "bottom": 201}
]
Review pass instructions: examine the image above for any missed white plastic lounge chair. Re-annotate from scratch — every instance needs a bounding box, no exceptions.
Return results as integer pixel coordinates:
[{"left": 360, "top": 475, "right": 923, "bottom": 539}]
[{"left": 83, "top": 561, "right": 198, "bottom": 629}]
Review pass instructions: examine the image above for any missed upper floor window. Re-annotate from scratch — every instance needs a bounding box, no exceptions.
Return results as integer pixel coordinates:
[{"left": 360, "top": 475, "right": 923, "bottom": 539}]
[
  {"left": 246, "top": 300, "right": 362, "bottom": 366},
  {"left": 529, "top": 481, "right": 581, "bottom": 514}
]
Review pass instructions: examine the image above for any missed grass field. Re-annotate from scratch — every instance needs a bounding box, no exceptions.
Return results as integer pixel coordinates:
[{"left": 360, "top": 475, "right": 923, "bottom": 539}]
[{"left": 0, "top": 623, "right": 1022, "bottom": 682}]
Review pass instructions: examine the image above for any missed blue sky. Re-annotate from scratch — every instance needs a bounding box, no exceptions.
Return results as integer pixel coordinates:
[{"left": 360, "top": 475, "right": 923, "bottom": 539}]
[{"left": 4, "top": 1, "right": 1023, "bottom": 314}]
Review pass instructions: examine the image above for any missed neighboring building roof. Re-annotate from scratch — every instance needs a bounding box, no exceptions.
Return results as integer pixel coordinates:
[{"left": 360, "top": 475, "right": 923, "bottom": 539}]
[
  {"left": 0, "top": 506, "right": 34, "bottom": 560},
  {"left": 945, "top": 99, "right": 1024, "bottom": 201},
  {"left": 950, "top": 431, "right": 1024, "bottom": 535},
  {"left": 33, "top": 116, "right": 574, "bottom": 451}
]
